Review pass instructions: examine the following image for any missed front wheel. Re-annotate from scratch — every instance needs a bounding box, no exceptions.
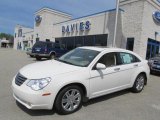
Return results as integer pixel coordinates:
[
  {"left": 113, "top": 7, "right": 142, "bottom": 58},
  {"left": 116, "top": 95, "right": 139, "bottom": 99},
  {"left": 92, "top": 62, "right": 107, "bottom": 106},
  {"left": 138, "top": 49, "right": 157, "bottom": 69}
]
[
  {"left": 55, "top": 85, "right": 83, "bottom": 115},
  {"left": 131, "top": 74, "right": 145, "bottom": 93}
]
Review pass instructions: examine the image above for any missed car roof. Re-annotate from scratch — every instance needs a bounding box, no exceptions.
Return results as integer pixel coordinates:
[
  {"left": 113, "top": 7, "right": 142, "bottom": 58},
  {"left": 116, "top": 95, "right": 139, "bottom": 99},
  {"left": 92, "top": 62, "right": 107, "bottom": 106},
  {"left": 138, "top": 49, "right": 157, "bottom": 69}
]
[
  {"left": 79, "top": 46, "right": 130, "bottom": 52},
  {"left": 36, "top": 41, "right": 54, "bottom": 43},
  {"left": 79, "top": 46, "right": 143, "bottom": 60}
]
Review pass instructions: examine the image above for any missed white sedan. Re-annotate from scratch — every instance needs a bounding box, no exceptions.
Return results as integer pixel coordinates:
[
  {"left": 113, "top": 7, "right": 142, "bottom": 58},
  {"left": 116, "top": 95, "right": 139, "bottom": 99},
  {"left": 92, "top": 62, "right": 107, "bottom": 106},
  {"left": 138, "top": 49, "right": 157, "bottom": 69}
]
[{"left": 12, "top": 47, "right": 150, "bottom": 114}]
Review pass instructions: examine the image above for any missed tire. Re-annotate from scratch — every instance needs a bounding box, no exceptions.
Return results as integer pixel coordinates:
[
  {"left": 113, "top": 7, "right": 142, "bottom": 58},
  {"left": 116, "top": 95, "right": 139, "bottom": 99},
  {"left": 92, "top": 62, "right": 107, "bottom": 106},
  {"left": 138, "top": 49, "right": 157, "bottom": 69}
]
[
  {"left": 131, "top": 74, "right": 146, "bottom": 93},
  {"left": 55, "top": 85, "right": 83, "bottom": 115},
  {"left": 36, "top": 57, "right": 41, "bottom": 61},
  {"left": 50, "top": 53, "right": 55, "bottom": 59},
  {"left": 30, "top": 55, "right": 34, "bottom": 58}
]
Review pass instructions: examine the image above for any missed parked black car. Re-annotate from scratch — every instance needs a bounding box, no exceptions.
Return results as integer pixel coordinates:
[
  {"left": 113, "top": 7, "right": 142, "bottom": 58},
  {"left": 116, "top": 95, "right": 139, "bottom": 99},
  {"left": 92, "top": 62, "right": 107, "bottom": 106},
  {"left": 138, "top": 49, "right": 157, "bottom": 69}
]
[
  {"left": 32, "top": 41, "right": 68, "bottom": 60},
  {"left": 148, "top": 54, "right": 160, "bottom": 74}
]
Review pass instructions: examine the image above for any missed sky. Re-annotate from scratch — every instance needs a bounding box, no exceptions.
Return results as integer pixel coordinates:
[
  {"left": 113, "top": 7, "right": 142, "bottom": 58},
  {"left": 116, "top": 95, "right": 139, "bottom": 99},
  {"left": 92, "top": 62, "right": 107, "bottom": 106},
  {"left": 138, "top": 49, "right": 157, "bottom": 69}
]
[{"left": 0, "top": 0, "right": 116, "bottom": 35}]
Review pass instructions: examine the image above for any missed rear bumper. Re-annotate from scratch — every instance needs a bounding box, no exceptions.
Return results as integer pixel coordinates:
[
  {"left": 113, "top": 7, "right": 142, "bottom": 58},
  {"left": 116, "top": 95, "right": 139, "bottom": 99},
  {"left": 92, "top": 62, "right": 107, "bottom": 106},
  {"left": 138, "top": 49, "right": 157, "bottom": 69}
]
[{"left": 32, "top": 53, "right": 50, "bottom": 57}]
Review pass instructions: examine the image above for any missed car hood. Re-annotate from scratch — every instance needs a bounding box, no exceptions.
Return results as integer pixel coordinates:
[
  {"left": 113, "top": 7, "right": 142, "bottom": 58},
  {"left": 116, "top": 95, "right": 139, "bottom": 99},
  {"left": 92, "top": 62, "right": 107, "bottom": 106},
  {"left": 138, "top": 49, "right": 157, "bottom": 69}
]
[{"left": 19, "top": 60, "right": 82, "bottom": 79}]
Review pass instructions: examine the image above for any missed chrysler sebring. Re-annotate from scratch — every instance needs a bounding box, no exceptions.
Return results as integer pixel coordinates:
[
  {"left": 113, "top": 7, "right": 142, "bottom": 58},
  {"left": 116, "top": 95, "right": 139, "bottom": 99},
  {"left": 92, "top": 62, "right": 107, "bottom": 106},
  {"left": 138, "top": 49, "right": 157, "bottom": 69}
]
[{"left": 12, "top": 47, "right": 150, "bottom": 114}]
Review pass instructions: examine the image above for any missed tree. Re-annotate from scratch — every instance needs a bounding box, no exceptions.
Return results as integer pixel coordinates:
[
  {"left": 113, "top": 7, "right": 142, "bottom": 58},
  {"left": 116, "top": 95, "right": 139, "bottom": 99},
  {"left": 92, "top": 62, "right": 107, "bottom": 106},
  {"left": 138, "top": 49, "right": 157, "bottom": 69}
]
[{"left": 0, "top": 33, "right": 14, "bottom": 40}]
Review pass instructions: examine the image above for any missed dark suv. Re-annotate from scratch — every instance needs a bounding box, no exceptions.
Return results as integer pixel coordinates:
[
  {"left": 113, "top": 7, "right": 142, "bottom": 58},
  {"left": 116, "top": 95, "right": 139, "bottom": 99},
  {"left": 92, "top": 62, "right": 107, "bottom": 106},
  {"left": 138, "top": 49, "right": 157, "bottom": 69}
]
[
  {"left": 32, "top": 41, "right": 68, "bottom": 60},
  {"left": 148, "top": 54, "right": 160, "bottom": 74}
]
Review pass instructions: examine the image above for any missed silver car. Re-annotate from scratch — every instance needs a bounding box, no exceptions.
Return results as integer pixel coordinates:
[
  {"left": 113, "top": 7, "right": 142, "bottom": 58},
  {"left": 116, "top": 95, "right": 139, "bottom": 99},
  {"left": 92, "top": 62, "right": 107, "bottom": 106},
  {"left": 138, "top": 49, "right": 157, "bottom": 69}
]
[{"left": 148, "top": 54, "right": 160, "bottom": 74}]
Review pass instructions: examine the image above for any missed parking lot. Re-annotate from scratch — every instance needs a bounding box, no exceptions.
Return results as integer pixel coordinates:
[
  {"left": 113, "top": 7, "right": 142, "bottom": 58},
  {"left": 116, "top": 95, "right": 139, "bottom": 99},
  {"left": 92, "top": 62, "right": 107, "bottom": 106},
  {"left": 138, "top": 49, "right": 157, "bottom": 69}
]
[{"left": 0, "top": 48, "right": 160, "bottom": 120}]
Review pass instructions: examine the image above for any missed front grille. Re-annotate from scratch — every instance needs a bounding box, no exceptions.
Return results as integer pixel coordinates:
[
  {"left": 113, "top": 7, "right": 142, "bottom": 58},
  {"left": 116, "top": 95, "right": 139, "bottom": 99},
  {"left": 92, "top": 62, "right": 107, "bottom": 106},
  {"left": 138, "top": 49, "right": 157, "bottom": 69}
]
[
  {"left": 152, "top": 67, "right": 160, "bottom": 71},
  {"left": 15, "top": 73, "right": 27, "bottom": 86}
]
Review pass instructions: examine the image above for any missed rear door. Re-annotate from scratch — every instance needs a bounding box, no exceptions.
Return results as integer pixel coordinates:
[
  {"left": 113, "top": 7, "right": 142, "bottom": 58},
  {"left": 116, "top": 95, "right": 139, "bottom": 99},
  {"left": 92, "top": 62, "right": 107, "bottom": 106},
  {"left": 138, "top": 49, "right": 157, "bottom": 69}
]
[{"left": 117, "top": 52, "right": 141, "bottom": 86}]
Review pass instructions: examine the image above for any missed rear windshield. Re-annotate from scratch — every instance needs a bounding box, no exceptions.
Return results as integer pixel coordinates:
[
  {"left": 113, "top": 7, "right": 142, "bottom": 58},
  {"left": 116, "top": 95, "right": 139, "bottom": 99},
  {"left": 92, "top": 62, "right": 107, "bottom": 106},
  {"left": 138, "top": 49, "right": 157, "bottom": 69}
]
[{"left": 33, "top": 41, "right": 47, "bottom": 48}]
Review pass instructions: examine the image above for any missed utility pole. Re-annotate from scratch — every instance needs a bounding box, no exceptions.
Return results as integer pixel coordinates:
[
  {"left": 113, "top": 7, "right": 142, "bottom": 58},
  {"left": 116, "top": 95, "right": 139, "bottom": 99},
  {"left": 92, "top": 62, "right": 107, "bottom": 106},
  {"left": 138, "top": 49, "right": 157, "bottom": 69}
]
[{"left": 113, "top": 0, "right": 120, "bottom": 47}]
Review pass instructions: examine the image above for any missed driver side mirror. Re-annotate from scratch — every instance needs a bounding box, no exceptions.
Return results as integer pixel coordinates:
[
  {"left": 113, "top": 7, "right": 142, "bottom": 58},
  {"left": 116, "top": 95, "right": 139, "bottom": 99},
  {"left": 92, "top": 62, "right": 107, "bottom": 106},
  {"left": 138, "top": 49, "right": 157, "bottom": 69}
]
[{"left": 96, "top": 63, "right": 106, "bottom": 70}]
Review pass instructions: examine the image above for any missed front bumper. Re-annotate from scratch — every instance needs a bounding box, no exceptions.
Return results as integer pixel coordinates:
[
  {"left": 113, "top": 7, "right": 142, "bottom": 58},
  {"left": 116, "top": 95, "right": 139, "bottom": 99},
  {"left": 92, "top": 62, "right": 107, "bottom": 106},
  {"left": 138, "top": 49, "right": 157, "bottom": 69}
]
[
  {"left": 150, "top": 65, "right": 160, "bottom": 73},
  {"left": 12, "top": 78, "right": 54, "bottom": 110}
]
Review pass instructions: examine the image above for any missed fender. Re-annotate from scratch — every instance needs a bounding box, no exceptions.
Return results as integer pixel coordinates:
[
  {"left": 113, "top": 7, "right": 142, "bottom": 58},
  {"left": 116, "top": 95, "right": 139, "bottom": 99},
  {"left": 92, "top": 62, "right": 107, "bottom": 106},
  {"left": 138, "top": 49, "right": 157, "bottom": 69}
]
[
  {"left": 130, "top": 66, "right": 148, "bottom": 87},
  {"left": 49, "top": 51, "right": 56, "bottom": 56}
]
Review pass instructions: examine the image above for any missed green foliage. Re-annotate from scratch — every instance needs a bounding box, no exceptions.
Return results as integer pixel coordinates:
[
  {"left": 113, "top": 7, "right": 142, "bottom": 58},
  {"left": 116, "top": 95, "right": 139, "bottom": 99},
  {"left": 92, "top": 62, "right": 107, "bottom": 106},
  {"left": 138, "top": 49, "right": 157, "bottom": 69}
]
[{"left": 0, "top": 33, "right": 14, "bottom": 40}]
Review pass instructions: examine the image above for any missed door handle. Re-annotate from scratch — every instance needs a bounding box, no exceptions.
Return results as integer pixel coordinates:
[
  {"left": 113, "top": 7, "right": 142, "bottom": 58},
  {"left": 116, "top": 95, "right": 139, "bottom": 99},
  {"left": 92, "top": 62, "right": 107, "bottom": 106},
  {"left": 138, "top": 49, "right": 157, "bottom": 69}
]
[
  {"left": 134, "top": 64, "right": 138, "bottom": 67},
  {"left": 114, "top": 68, "right": 120, "bottom": 71}
]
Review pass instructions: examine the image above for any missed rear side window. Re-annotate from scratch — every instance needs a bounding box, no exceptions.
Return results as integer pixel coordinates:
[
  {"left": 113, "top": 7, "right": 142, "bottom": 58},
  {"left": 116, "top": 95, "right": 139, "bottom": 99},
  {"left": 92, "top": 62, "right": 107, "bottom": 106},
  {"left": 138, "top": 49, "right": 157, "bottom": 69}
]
[
  {"left": 33, "top": 41, "right": 46, "bottom": 48},
  {"left": 119, "top": 52, "right": 140, "bottom": 64}
]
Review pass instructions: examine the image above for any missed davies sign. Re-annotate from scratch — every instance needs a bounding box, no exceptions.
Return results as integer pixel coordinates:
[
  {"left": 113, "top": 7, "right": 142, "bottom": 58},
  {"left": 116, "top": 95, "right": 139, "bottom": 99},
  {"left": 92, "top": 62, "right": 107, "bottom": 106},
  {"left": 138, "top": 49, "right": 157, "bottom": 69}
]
[{"left": 62, "top": 21, "right": 91, "bottom": 33}]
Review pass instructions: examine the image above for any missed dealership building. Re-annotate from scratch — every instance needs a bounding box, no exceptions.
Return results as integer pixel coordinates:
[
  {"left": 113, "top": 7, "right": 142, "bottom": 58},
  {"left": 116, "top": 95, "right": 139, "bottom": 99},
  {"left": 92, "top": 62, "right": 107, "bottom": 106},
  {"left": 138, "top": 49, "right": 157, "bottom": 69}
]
[{"left": 14, "top": 0, "right": 160, "bottom": 59}]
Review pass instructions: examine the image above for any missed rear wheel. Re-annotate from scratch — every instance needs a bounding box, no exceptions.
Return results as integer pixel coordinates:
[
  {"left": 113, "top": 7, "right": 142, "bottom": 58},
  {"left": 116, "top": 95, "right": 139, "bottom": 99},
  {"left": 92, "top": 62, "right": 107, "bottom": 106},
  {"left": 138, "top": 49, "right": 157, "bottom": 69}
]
[
  {"left": 131, "top": 74, "right": 145, "bottom": 93},
  {"left": 50, "top": 53, "right": 55, "bottom": 59},
  {"left": 36, "top": 56, "right": 41, "bottom": 61},
  {"left": 55, "top": 85, "right": 83, "bottom": 115},
  {"left": 30, "top": 55, "right": 34, "bottom": 58}
]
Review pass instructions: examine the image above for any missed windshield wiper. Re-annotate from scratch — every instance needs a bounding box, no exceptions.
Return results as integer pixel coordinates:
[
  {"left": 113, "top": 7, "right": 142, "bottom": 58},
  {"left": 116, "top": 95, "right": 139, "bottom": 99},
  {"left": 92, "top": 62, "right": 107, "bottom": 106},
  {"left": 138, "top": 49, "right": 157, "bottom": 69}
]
[{"left": 57, "top": 59, "right": 75, "bottom": 65}]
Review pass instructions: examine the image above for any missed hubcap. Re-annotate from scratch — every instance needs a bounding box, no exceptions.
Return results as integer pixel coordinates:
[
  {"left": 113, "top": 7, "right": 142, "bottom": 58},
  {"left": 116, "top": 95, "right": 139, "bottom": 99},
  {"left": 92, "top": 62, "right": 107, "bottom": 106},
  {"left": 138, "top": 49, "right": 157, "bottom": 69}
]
[
  {"left": 62, "top": 89, "right": 81, "bottom": 112},
  {"left": 51, "top": 55, "right": 55, "bottom": 59},
  {"left": 136, "top": 76, "right": 145, "bottom": 91}
]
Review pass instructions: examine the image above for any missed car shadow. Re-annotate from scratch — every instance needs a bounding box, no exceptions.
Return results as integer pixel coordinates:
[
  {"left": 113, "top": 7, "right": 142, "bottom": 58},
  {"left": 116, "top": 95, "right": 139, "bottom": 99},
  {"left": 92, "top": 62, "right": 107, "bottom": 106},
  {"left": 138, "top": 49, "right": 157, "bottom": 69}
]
[
  {"left": 83, "top": 89, "right": 131, "bottom": 107},
  {"left": 32, "top": 58, "right": 50, "bottom": 62},
  {"left": 16, "top": 89, "right": 131, "bottom": 116},
  {"left": 150, "top": 72, "right": 160, "bottom": 77},
  {"left": 16, "top": 101, "right": 55, "bottom": 116}
]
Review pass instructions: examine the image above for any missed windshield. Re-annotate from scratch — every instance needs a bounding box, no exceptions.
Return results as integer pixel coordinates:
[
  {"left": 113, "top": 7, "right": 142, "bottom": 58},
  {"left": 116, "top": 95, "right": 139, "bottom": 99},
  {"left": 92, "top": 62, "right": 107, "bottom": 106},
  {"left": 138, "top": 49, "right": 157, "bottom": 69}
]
[{"left": 58, "top": 48, "right": 100, "bottom": 67}]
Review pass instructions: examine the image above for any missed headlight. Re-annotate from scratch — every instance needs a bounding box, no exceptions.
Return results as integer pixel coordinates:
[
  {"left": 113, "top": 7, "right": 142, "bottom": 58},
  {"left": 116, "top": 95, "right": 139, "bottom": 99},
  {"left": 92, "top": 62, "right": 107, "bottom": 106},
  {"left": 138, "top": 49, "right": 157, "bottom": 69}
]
[{"left": 27, "top": 77, "right": 51, "bottom": 91}]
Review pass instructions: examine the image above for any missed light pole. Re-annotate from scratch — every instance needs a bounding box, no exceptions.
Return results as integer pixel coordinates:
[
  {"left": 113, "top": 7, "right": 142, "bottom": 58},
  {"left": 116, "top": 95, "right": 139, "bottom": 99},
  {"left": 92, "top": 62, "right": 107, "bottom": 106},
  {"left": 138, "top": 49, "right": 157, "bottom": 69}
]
[{"left": 113, "top": 0, "right": 120, "bottom": 47}]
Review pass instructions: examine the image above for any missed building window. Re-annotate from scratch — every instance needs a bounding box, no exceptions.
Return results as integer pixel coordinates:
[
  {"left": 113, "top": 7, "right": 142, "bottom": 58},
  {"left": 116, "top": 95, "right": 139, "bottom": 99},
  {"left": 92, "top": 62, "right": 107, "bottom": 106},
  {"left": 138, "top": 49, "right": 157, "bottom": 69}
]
[
  {"left": 95, "top": 34, "right": 107, "bottom": 46},
  {"left": 126, "top": 38, "right": 134, "bottom": 51},
  {"left": 18, "top": 29, "right": 22, "bottom": 37},
  {"left": 55, "top": 34, "right": 108, "bottom": 50},
  {"left": 84, "top": 36, "right": 94, "bottom": 46},
  {"left": 36, "top": 38, "right": 39, "bottom": 42},
  {"left": 31, "top": 35, "right": 34, "bottom": 39},
  {"left": 146, "top": 38, "right": 160, "bottom": 59},
  {"left": 66, "top": 37, "right": 75, "bottom": 50}
]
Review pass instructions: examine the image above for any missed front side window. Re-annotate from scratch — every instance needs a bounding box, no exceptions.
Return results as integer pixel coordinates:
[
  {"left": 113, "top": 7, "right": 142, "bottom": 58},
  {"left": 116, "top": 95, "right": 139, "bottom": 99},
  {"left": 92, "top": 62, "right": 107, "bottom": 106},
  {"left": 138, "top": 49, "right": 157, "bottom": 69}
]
[
  {"left": 58, "top": 48, "right": 100, "bottom": 67},
  {"left": 98, "top": 53, "right": 117, "bottom": 67}
]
